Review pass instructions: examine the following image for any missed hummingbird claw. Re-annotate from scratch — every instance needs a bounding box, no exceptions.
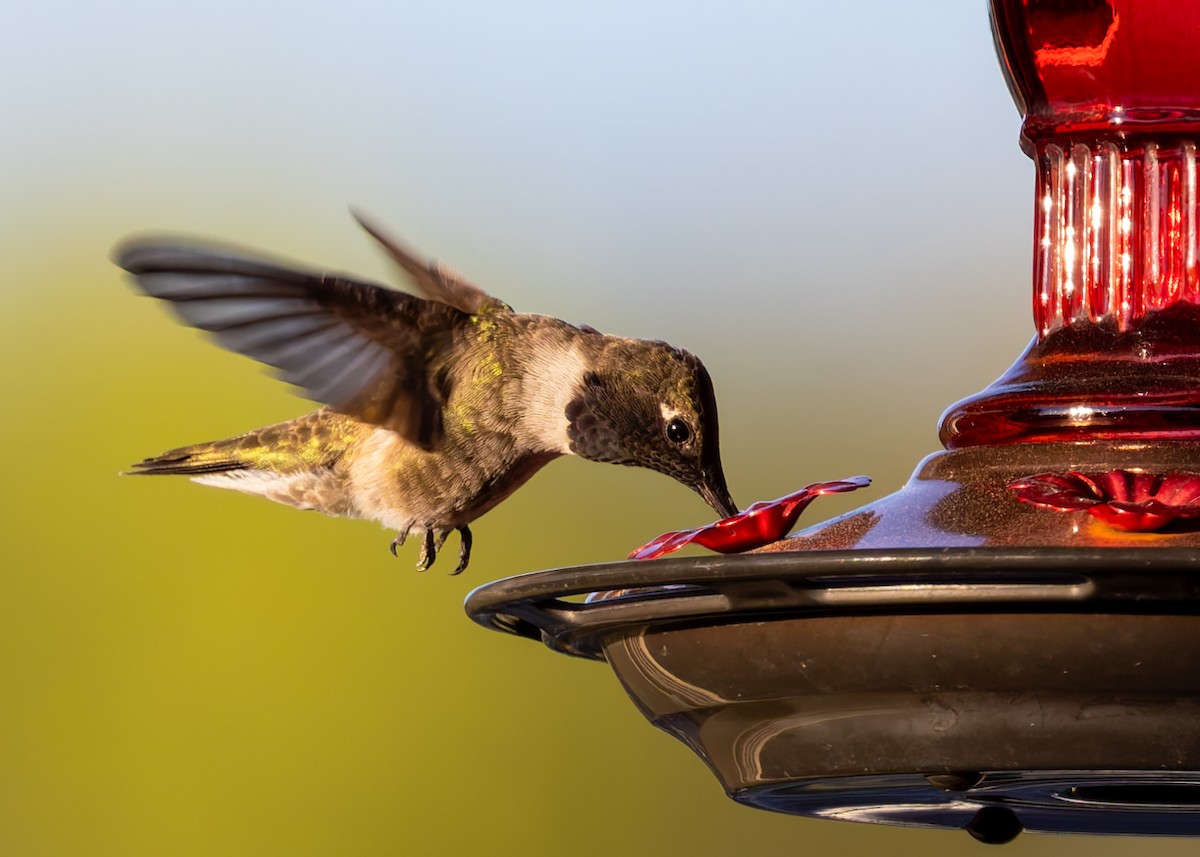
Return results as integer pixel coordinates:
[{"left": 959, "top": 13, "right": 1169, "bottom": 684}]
[
  {"left": 416, "top": 527, "right": 437, "bottom": 571},
  {"left": 450, "top": 526, "right": 472, "bottom": 575},
  {"left": 390, "top": 524, "right": 413, "bottom": 557},
  {"left": 393, "top": 523, "right": 464, "bottom": 573}
]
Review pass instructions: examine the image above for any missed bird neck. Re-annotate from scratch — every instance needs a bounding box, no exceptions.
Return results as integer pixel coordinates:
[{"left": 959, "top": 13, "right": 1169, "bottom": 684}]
[{"left": 513, "top": 337, "right": 592, "bottom": 455}]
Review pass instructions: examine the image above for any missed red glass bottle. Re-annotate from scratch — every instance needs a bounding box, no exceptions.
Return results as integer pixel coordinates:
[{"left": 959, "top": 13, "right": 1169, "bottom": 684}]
[
  {"left": 942, "top": 0, "right": 1200, "bottom": 447},
  {"left": 755, "top": 0, "right": 1200, "bottom": 552}
]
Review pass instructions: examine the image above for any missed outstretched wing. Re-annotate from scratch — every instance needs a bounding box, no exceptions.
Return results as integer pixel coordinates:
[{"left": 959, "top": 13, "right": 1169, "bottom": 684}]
[
  {"left": 116, "top": 239, "right": 467, "bottom": 448},
  {"left": 352, "top": 211, "right": 512, "bottom": 315}
]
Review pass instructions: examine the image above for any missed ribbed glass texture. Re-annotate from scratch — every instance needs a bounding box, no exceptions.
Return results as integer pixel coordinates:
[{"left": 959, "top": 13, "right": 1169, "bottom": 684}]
[{"left": 1035, "top": 141, "right": 1200, "bottom": 335}]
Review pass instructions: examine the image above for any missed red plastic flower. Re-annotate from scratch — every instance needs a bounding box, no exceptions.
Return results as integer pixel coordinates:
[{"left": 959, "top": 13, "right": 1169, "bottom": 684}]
[
  {"left": 629, "top": 476, "right": 871, "bottom": 560},
  {"left": 1008, "top": 470, "right": 1200, "bottom": 531}
]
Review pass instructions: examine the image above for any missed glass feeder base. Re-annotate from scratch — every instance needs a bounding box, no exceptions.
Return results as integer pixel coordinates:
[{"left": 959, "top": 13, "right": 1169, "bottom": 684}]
[
  {"left": 467, "top": 550, "right": 1200, "bottom": 841},
  {"left": 740, "top": 770, "right": 1200, "bottom": 842}
]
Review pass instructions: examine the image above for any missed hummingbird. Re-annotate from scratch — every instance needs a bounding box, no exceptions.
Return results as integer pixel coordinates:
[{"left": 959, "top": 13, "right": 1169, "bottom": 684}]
[{"left": 117, "top": 214, "right": 738, "bottom": 573}]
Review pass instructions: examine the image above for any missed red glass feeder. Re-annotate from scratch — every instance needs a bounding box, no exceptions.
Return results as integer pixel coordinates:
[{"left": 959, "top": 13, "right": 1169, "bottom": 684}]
[{"left": 469, "top": 1, "right": 1200, "bottom": 841}]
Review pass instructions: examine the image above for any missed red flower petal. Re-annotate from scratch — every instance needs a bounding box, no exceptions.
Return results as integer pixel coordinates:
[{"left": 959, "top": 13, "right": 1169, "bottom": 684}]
[
  {"left": 1009, "top": 470, "right": 1200, "bottom": 532},
  {"left": 629, "top": 476, "right": 871, "bottom": 560},
  {"left": 1088, "top": 505, "right": 1174, "bottom": 531}
]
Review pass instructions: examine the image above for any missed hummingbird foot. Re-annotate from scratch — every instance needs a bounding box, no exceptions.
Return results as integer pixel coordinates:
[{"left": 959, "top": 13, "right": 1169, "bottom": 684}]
[
  {"left": 389, "top": 524, "right": 414, "bottom": 558},
  {"left": 426, "top": 526, "right": 472, "bottom": 573},
  {"left": 451, "top": 526, "right": 472, "bottom": 575},
  {"left": 415, "top": 527, "right": 438, "bottom": 571},
  {"left": 392, "top": 523, "right": 469, "bottom": 573}
]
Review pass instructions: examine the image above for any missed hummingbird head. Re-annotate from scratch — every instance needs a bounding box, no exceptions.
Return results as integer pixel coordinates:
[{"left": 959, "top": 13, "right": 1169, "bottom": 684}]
[{"left": 564, "top": 341, "right": 738, "bottom": 519}]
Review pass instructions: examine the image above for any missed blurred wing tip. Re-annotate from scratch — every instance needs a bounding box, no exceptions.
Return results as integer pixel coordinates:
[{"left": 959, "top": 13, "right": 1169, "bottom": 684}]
[
  {"left": 112, "top": 236, "right": 189, "bottom": 273},
  {"left": 348, "top": 206, "right": 380, "bottom": 235},
  {"left": 351, "top": 210, "right": 429, "bottom": 269},
  {"left": 112, "top": 236, "right": 254, "bottom": 278}
]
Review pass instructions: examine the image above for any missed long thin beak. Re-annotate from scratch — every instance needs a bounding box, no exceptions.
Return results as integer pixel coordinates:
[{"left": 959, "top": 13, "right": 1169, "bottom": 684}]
[{"left": 697, "top": 465, "right": 738, "bottom": 519}]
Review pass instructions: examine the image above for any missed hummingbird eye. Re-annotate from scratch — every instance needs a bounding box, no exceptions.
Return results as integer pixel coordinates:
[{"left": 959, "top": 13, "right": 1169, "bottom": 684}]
[{"left": 665, "top": 417, "right": 692, "bottom": 444}]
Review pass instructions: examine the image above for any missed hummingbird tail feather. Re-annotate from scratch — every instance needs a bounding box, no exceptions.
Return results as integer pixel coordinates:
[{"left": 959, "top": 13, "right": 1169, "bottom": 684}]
[
  {"left": 126, "top": 425, "right": 357, "bottom": 517},
  {"left": 125, "top": 443, "right": 248, "bottom": 476},
  {"left": 125, "top": 411, "right": 355, "bottom": 478}
]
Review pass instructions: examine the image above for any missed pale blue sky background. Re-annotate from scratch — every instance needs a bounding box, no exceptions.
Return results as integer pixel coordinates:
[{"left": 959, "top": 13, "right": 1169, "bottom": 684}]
[
  {"left": 6, "top": 4, "right": 1156, "bottom": 857},
  {"left": 4, "top": 0, "right": 1033, "bottom": 496}
]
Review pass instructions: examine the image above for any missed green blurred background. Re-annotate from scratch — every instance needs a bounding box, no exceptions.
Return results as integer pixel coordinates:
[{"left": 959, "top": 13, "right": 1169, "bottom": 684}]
[{"left": 3, "top": 1, "right": 1192, "bottom": 855}]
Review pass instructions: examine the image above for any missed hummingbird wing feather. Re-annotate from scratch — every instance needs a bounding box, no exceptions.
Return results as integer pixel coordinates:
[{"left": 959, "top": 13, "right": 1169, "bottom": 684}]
[
  {"left": 116, "top": 239, "right": 465, "bottom": 448},
  {"left": 351, "top": 211, "right": 512, "bottom": 315}
]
